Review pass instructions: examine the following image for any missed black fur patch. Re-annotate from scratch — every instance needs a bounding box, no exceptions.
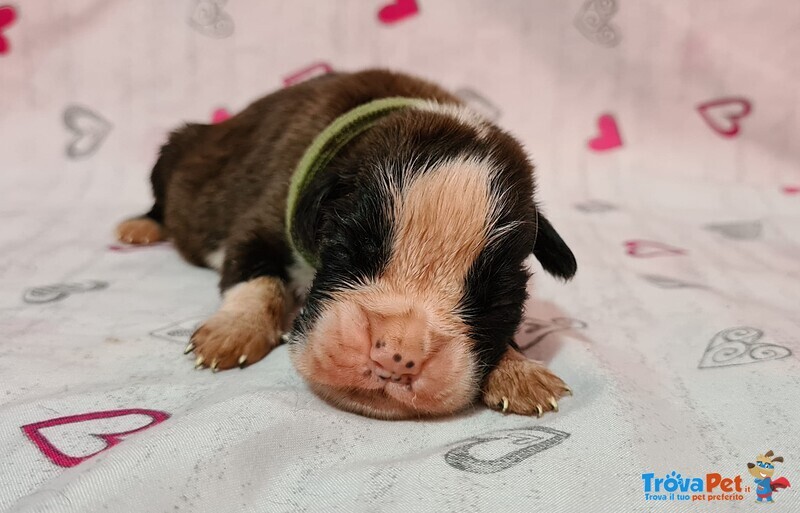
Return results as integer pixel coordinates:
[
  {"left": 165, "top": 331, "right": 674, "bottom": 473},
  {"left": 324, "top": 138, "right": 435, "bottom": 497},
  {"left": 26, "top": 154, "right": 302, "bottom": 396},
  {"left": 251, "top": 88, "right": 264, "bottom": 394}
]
[
  {"left": 219, "top": 228, "right": 292, "bottom": 291},
  {"left": 291, "top": 171, "right": 397, "bottom": 337},
  {"left": 451, "top": 126, "right": 538, "bottom": 382}
]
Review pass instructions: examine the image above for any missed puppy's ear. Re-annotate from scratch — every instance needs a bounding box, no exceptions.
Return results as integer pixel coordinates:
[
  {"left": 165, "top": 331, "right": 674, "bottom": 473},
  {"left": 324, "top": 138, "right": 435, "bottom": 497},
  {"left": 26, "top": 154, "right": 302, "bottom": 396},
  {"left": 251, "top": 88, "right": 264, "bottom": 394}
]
[
  {"left": 532, "top": 213, "right": 577, "bottom": 280},
  {"left": 771, "top": 456, "right": 784, "bottom": 463}
]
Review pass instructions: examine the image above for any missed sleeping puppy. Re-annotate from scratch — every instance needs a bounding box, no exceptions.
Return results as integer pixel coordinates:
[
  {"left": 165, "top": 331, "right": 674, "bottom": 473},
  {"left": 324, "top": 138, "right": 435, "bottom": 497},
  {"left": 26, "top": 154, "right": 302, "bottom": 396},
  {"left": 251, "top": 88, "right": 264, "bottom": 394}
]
[{"left": 116, "top": 69, "right": 577, "bottom": 420}]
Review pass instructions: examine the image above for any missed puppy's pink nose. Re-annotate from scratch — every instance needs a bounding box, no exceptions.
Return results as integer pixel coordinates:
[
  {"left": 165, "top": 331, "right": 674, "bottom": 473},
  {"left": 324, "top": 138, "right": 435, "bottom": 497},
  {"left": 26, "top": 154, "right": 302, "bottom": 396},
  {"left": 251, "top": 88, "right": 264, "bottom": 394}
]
[{"left": 370, "top": 338, "right": 423, "bottom": 380}]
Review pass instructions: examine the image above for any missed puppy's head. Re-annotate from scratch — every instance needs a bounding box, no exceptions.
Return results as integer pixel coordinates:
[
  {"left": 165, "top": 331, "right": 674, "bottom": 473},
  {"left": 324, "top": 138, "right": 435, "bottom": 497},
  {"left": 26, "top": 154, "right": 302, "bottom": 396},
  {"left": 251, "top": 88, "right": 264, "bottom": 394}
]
[
  {"left": 289, "top": 108, "right": 576, "bottom": 419},
  {"left": 748, "top": 451, "right": 783, "bottom": 478}
]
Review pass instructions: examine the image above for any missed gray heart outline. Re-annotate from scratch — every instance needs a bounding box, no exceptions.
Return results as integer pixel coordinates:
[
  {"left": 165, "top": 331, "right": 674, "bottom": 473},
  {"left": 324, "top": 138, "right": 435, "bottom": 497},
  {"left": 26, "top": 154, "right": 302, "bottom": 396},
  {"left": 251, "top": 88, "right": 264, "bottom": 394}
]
[
  {"left": 698, "top": 327, "right": 792, "bottom": 368},
  {"left": 574, "top": 199, "right": 617, "bottom": 213},
  {"left": 574, "top": 0, "right": 622, "bottom": 47},
  {"left": 517, "top": 317, "right": 587, "bottom": 351},
  {"left": 64, "top": 105, "right": 112, "bottom": 159},
  {"left": 704, "top": 220, "right": 762, "bottom": 240},
  {"left": 444, "top": 426, "right": 570, "bottom": 474},
  {"left": 188, "top": 0, "right": 234, "bottom": 38},
  {"left": 23, "top": 280, "right": 108, "bottom": 304},
  {"left": 150, "top": 317, "right": 204, "bottom": 344},
  {"left": 640, "top": 274, "right": 704, "bottom": 289}
]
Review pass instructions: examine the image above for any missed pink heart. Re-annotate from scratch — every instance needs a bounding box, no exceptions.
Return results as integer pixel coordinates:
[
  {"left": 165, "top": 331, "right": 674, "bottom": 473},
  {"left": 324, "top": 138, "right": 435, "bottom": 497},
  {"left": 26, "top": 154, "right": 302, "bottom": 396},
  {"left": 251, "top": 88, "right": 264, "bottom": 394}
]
[
  {"left": 0, "top": 5, "right": 18, "bottom": 55},
  {"left": 588, "top": 114, "right": 622, "bottom": 151},
  {"left": 21, "top": 409, "right": 170, "bottom": 468},
  {"left": 782, "top": 185, "right": 800, "bottom": 195},
  {"left": 211, "top": 107, "right": 231, "bottom": 124},
  {"left": 697, "top": 97, "right": 751, "bottom": 138},
  {"left": 378, "top": 0, "right": 419, "bottom": 24},
  {"left": 624, "top": 240, "right": 686, "bottom": 258},
  {"left": 282, "top": 62, "right": 333, "bottom": 87}
]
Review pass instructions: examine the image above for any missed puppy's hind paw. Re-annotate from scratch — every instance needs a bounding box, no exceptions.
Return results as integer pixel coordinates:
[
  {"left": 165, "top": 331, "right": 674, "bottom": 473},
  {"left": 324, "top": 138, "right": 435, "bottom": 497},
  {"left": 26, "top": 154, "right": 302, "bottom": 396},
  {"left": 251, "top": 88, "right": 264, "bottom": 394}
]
[{"left": 115, "top": 217, "right": 164, "bottom": 245}]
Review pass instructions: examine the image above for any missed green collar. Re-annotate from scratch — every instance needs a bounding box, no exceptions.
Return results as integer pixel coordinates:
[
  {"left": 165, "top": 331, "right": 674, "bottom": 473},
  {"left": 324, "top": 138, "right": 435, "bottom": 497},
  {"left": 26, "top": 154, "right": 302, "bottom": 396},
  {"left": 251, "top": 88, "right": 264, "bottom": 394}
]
[{"left": 286, "top": 96, "right": 425, "bottom": 268}]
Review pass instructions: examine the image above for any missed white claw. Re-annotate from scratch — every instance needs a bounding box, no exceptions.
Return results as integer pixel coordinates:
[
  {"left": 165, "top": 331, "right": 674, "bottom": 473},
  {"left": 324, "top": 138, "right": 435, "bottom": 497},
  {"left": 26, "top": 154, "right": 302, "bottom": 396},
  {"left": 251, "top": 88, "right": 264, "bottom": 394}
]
[
  {"left": 194, "top": 356, "right": 204, "bottom": 369},
  {"left": 536, "top": 404, "right": 543, "bottom": 417},
  {"left": 184, "top": 342, "right": 195, "bottom": 354},
  {"left": 211, "top": 359, "right": 219, "bottom": 372},
  {"left": 549, "top": 397, "right": 558, "bottom": 412},
  {"left": 238, "top": 355, "right": 248, "bottom": 367},
  {"left": 501, "top": 396, "right": 509, "bottom": 413}
]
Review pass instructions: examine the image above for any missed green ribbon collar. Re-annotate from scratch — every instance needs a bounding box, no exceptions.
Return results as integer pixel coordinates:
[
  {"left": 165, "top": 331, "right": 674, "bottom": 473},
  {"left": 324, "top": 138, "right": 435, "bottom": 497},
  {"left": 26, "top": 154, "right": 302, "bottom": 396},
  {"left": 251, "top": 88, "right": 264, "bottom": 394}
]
[{"left": 285, "top": 96, "right": 425, "bottom": 268}]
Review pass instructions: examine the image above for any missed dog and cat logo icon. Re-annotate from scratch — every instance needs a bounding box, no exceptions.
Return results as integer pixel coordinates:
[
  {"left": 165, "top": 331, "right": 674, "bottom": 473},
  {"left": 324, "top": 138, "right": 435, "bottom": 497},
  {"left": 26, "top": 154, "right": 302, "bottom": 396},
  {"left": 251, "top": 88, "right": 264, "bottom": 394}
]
[{"left": 746, "top": 450, "right": 791, "bottom": 503}]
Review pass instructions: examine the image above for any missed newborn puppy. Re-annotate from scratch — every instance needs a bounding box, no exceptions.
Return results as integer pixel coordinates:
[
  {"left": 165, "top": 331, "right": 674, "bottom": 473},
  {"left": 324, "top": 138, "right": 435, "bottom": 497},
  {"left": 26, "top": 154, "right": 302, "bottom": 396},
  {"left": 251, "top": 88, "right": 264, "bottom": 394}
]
[{"left": 117, "top": 69, "right": 577, "bottom": 419}]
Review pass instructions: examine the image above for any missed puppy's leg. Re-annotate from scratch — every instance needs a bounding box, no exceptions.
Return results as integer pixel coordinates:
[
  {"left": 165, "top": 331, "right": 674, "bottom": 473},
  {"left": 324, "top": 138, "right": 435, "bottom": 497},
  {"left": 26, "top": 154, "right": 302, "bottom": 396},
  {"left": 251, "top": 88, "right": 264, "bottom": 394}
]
[
  {"left": 190, "top": 277, "right": 287, "bottom": 371},
  {"left": 116, "top": 164, "right": 167, "bottom": 244},
  {"left": 482, "top": 346, "right": 571, "bottom": 416},
  {"left": 189, "top": 224, "right": 292, "bottom": 371},
  {"left": 116, "top": 123, "right": 208, "bottom": 246},
  {"left": 115, "top": 136, "right": 173, "bottom": 245}
]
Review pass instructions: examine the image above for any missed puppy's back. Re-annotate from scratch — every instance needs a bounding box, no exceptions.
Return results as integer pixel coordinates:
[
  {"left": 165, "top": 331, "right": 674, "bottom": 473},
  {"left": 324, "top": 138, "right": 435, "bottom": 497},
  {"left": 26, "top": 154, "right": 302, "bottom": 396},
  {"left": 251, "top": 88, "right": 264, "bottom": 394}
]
[{"left": 158, "top": 69, "right": 462, "bottom": 265}]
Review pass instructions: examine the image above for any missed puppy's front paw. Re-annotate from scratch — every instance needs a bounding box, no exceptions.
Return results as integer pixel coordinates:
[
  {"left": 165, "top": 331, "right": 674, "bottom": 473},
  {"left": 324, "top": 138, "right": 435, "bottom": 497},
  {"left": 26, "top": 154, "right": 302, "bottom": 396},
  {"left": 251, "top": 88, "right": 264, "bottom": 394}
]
[
  {"left": 188, "top": 310, "right": 280, "bottom": 371},
  {"left": 186, "top": 277, "right": 288, "bottom": 372},
  {"left": 482, "top": 348, "right": 571, "bottom": 417}
]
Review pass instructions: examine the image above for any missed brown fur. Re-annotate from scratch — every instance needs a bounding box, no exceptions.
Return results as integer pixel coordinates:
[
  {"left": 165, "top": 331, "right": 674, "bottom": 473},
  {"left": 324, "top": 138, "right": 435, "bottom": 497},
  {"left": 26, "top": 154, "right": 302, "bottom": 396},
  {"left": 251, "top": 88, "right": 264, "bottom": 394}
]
[
  {"left": 482, "top": 347, "right": 570, "bottom": 416},
  {"left": 154, "top": 70, "right": 460, "bottom": 268},
  {"left": 191, "top": 277, "right": 288, "bottom": 370},
  {"left": 116, "top": 218, "right": 164, "bottom": 245}
]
